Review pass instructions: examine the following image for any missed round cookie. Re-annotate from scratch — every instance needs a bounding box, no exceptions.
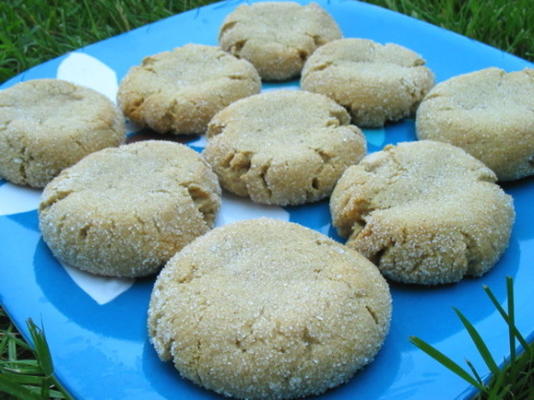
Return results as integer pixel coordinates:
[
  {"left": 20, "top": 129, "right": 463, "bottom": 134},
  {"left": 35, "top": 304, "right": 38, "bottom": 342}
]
[
  {"left": 0, "top": 79, "right": 125, "bottom": 188},
  {"left": 203, "top": 90, "right": 366, "bottom": 206},
  {"left": 117, "top": 44, "right": 261, "bottom": 135},
  {"left": 148, "top": 218, "right": 391, "bottom": 400},
  {"left": 39, "top": 140, "right": 221, "bottom": 278},
  {"left": 416, "top": 67, "right": 534, "bottom": 181},
  {"left": 301, "top": 38, "right": 435, "bottom": 128},
  {"left": 330, "top": 140, "right": 515, "bottom": 285},
  {"left": 219, "top": 2, "right": 341, "bottom": 81}
]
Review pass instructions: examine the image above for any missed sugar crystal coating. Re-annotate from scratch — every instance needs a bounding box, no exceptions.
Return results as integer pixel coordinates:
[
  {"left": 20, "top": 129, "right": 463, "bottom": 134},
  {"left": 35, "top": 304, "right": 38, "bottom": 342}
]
[
  {"left": 416, "top": 67, "right": 534, "bottom": 181},
  {"left": 301, "top": 38, "right": 434, "bottom": 127},
  {"left": 330, "top": 140, "right": 515, "bottom": 285},
  {"left": 39, "top": 140, "right": 221, "bottom": 277},
  {"left": 219, "top": 2, "right": 341, "bottom": 81},
  {"left": 0, "top": 79, "right": 125, "bottom": 188},
  {"left": 148, "top": 218, "right": 391, "bottom": 399},
  {"left": 117, "top": 44, "right": 260, "bottom": 134},
  {"left": 204, "top": 90, "right": 366, "bottom": 205}
]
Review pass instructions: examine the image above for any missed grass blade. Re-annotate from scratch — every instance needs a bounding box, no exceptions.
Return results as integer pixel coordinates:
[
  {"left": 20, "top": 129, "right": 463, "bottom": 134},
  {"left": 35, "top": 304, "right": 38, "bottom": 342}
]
[
  {"left": 409, "top": 336, "right": 486, "bottom": 392},
  {"left": 483, "top": 285, "right": 530, "bottom": 355},
  {"left": 48, "top": 388, "right": 70, "bottom": 399},
  {"left": 454, "top": 308, "right": 500, "bottom": 375},
  {"left": 466, "top": 360, "right": 484, "bottom": 386},
  {"left": 0, "top": 371, "right": 47, "bottom": 385},
  {"left": 0, "top": 374, "right": 42, "bottom": 400},
  {"left": 27, "top": 319, "right": 53, "bottom": 376},
  {"left": 506, "top": 277, "right": 516, "bottom": 363}
]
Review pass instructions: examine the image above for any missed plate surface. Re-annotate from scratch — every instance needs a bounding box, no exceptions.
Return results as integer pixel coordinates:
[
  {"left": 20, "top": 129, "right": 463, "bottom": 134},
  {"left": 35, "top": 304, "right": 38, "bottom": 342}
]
[{"left": 1, "top": 1, "right": 533, "bottom": 399}]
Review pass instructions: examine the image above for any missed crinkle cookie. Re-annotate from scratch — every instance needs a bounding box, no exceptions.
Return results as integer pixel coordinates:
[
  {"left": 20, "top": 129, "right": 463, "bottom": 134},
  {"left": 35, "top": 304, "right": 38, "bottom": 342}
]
[
  {"left": 203, "top": 90, "right": 366, "bottom": 205},
  {"left": 0, "top": 79, "right": 125, "bottom": 188},
  {"left": 330, "top": 141, "right": 515, "bottom": 285},
  {"left": 416, "top": 67, "right": 534, "bottom": 181},
  {"left": 148, "top": 218, "right": 391, "bottom": 400},
  {"left": 39, "top": 140, "right": 221, "bottom": 278},
  {"left": 219, "top": 2, "right": 341, "bottom": 81},
  {"left": 301, "top": 38, "right": 435, "bottom": 127},
  {"left": 117, "top": 44, "right": 260, "bottom": 134}
]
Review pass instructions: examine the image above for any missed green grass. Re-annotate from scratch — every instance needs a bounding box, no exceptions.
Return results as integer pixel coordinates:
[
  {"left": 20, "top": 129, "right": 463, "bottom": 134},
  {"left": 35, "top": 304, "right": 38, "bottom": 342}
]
[
  {"left": 367, "top": 0, "right": 533, "bottom": 61},
  {"left": 0, "top": 0, "right": 532, "bottom": 82},
  {"left": 0, "top": 0, "right": 533, "bottom": 398},
  {"left": 0, "top": 310, "right": 72, "bottom": 399},
  {"left": 411, "top": 278, "right": 534, "bottom": 400}
]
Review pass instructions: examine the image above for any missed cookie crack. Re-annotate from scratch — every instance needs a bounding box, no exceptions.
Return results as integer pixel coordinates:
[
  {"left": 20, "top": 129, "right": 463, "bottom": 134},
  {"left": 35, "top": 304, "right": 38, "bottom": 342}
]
[
  {"left": 133, "top": 214, "right": 148, "bottom": 233},
  {"left": 312, "top": 148, "right": 332, "bottom": 164},
  {"left": 460, "top": 231, "right": 481, "bottom": 276},
  {"left": 126, "top": 94, "right": 147, "bottom": 118},
  {"left": 308, "top": 61, "right": 333, "bottom": 73},
  {"left": 207, "top": 120, "right": 227, "bottom": 137},
  {"left": 258, "top": 160, "right": 273, "bottom": 200},
  {"left": 180, "top": 182, "right": 217, "bottom": 226},
  {"left": 78, "top": 223, "right": 93, "bottom": 240},
  {"left": 39, "top": 189, "right": 75, "bottom": 213},
  {"left": 177, "top": 263, "right": 199, "bottom": 284},
  {"left": 151, "top": 216, "right": 163, "bottom": 235},
  {"left": 226, "top": 74, "right": 249, "bottom": 81},
  {"left": 325, "top": 109, "right": 349, "bottom": 127},
  {"left": 301, "top": 325, "right": 321, "bottom": 356},
  {"left": 74, "top": 138, "right": 89, "bottom": 153},
  {"left": 225, "top": 150, "right": 253, "bottom": 176},
  {"left": 304, "top": 32, "right": 326, "bottom": 47},
  {"left": 219, "top": 20, "right": 238, "bottom": 38},
  {"left": 365, "top": 305, "right": 379, "bottom": 325},
  {"left": 230, "top": 39, "right": 248, "bottom": 57},
  {"left": 235, "top": 306, "right": 266, "bottom": 352},
  {"left": 307, "top": 148, "right": 335, "bottom": 196}
]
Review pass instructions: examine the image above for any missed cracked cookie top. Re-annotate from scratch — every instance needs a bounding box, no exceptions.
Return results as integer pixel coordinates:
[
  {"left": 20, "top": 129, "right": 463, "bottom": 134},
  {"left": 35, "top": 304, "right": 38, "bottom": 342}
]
[
  {"left": 416, "top": 67, "right": 534, "bottom": 181},
  {"left": 148, "top": 218, "right": 391, "bottom": 399},
  {"left": 203, "top": 90, "right": 366, "bottom": 206},
  {"left": 38, "top": 140, "right": 221, "bottom": 278},
  {"left": 0, "top": 79, "right": 125, "bottom": 188},
  {"left": 301, "top": 38, "right": 435, "bottom": 127},
  {"left": 117, "top": 44, "right": 260, "bottom": 135},
  {"left": 330, "top": 140, "right": 515, "bottom": 285},
  {"left": 218, "top": 2, "right": 341, "bottom": 81}
]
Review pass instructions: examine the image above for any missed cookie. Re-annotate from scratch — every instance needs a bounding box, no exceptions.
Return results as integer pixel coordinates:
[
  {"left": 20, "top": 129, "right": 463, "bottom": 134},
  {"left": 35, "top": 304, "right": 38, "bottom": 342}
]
[
  {"left": 0, "top": 79, "right": 125, "bottom": 188},
  {"left": 301, "top": 38, "right": 435, "bottom": 127},
  {"left": 148, "top": 218, "right": 391, "bottom": 399},
  {"left": 330, "top": 141, "right": 515, "bottom": 285},
  {"left": 219, "top": 2, "right": 341, "bottom": 81},
  {"left": 416, "top": 67, "right": 534, "bottom": 181},
  {"left": 203, "top": 90, "right": 366, "bottom": 206},
  {"left": 117, "top": 44, "right": 260, "bottom": 135},
  {"left": 39, "top": 140, "right": 221, "bottom": 278}
]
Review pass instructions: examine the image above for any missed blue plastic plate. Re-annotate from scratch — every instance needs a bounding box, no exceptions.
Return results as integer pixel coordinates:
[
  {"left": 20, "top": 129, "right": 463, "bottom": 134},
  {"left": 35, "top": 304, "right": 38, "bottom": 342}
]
[{"left": 1, "top": 1, "right": 532, "bottom": 399}]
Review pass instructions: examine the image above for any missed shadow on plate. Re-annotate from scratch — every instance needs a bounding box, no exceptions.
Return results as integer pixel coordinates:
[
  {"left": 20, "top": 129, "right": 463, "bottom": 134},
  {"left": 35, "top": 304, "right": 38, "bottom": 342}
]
[
  {"left": 389, "top": 233, "right": 520, "bottom": 350},
  {"left": 502, "top": 175, "right": 534, "bottom": 241}
]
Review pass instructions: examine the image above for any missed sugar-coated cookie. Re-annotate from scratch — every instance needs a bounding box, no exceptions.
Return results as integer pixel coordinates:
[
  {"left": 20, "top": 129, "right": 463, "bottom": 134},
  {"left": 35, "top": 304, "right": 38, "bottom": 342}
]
[
  {"left": 39, "top": 140, "right": 221, "bottom": 278},
  {"left": 219, "top": 2, "right": 341, "bottom": 81},
  {"left": 203, "top": 90, "right": 366, "bottom": 205},
  {"left": 118, "top": 44, "right": 260, "bottom": 134},
  {"left": 301, "top": 38, "right": 434, "bottom": 127},
  {"left": 148, "top": 218, "right": 391, "bottom": 399},
  {"left": 416, "top": 67, "right": 534, "bottom": 181},
  {"left": 0, "top": 79, "right": 125, "bottom": 188},
  {"left": 330, "top": 141, "right": 515, "bottom": 285}
]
